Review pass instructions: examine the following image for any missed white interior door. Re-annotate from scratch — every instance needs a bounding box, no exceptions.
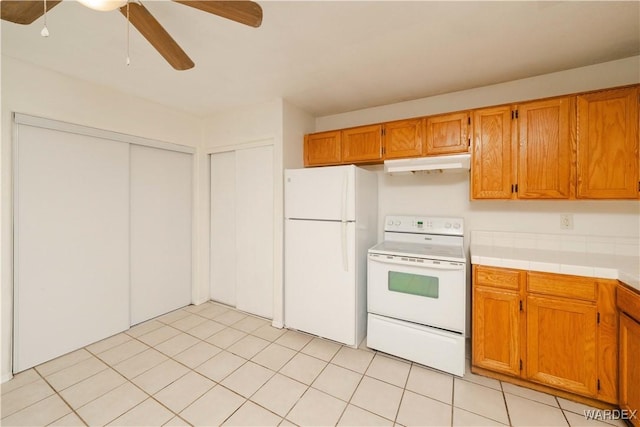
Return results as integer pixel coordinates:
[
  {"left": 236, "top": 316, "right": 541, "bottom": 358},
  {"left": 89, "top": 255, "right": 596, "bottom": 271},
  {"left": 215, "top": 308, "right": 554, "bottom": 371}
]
[
  {"left": 130, "top": 145, "right": 193, "bottom": 325},
  {"left": 235, "top": 145, "right": 274, "bottom": 318},
  {"left": 14, "top": 125, "right": 130, "bottom": 372},
  {"left": 210, "top": 151, "right": 237, "bottom": 306},
  {"left": 210, "top": 144, "right": 274, "bottom": 318}
]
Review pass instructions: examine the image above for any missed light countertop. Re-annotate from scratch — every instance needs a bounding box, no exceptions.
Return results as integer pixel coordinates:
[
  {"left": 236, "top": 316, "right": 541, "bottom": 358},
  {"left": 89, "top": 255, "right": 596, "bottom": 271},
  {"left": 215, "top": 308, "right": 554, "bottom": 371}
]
[{"left": 470, "top": 231, "right": 640, "bottom": 292}]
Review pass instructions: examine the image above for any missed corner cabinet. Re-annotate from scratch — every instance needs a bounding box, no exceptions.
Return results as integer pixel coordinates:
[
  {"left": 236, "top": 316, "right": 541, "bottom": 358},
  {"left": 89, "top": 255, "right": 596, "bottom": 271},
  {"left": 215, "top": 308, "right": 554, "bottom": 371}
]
[
  {"left": 576, "top": 86, "right": 639, "bottom": 199},
  {"left": 617, "top": 285, "right": 640, "bottom": 427},
  {"left": 472, "top": 266, "right": 618, "bottom": 405}
]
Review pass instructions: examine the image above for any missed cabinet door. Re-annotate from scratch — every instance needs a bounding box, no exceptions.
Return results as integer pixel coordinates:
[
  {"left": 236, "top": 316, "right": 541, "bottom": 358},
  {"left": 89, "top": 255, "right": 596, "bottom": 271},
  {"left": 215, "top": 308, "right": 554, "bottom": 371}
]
[
  {"left": 384, "top": 118, "right": 422, "bottom": 159},
  {"left": 305, "top": 131, "right": 341, "bottom": 166},
  {"left": 425, "top": 112, "right": 469, "bottom": 155},
  {"left": 517, "top": 98, "right": 572, "bottom": 199},
  {"left": 472, "top": 287, "right": 521, "bottom": 376},
  {"left": 526, "top": 295, "right": 597, "bottom": 397},
  {"left": 342, "top": 124, "right": 383, "bottom": 163},
  {"left": 471, "top": 106, "right": 514, "bottom": 199},
  {"left": 577, "top": 87, "right": 639, "bottom": 199},
  {"left": 619, "top": 313, "right": 640, "bottom": 427}
]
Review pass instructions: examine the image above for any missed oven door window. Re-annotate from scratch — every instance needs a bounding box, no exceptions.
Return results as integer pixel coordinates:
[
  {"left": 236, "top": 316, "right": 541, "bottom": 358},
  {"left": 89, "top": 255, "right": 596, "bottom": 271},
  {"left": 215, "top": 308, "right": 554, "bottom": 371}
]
[{"left": 388, "top": 271, "right": 439, "bottom": 298}]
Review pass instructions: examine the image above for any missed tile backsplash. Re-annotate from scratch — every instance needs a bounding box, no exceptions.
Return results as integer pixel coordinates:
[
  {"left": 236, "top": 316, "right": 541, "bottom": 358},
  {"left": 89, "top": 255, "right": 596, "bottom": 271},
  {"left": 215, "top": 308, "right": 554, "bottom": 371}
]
[{"left": 471, "top": 231, "right": 640, "bottom": 257}]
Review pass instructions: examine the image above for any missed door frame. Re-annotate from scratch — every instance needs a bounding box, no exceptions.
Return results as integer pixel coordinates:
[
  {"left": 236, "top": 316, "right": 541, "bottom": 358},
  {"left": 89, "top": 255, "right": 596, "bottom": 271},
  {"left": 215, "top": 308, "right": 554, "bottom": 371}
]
[{"left": 206, "top": 138, "right": 283, "bottom": 328}]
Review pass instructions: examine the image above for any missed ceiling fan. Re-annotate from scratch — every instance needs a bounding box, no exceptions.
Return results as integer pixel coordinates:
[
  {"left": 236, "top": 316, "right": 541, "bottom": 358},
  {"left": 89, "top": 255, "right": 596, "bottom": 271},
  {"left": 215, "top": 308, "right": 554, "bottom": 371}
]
[{"left": 0, "top": 0, "right": 263, "bottom": 70}]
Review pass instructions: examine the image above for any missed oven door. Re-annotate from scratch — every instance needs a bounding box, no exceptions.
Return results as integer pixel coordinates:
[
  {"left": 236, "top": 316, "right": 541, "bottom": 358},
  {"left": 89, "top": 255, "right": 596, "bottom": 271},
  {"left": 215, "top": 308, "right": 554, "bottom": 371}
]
[{"left": 367, "top": 252, "right": 465, "bottom": 333}]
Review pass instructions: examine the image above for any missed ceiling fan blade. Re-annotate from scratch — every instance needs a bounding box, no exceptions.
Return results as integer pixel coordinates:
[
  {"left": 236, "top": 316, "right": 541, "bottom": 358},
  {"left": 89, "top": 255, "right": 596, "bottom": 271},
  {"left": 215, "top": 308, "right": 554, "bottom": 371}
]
[
  {"left": 173, "top": 1, "right": 262, "bottom": 28},
  {"left": 1, "top": 0, "right": 62, "bottom": 25},
  {"left": 119, "top": 2, "right": 194, "bottom": 71}
]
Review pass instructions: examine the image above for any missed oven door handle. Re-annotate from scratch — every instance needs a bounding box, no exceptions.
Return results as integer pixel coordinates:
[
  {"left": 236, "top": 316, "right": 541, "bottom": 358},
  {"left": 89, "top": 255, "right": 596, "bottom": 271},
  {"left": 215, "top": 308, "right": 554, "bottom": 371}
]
[{"left": 368, "top": 254, "right": 465, "bottom": 270}]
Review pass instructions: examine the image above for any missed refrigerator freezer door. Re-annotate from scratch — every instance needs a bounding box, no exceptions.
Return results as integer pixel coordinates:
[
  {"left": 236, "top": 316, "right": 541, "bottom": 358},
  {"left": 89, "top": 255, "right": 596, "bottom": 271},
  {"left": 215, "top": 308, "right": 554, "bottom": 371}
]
[
  {"left": 285, "top": 165, "right": 355, "bottom": 221},
  {"left": 285, "top": 219, "right": 356, "bottom": 345}
]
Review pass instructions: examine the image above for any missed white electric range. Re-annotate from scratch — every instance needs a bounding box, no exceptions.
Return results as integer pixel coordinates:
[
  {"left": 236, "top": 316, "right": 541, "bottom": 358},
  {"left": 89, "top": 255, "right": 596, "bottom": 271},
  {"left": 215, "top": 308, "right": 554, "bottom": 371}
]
[{"left": 367, "top": 215, "right": 466, "bottom": 376}]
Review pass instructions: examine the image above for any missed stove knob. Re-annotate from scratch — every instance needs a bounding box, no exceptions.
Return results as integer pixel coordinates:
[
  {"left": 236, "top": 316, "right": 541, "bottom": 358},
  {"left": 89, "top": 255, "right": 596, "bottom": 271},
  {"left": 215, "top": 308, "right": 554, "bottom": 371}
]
[
  {"left": 387, "top": 219, "right": 394, "bottom": 226},
  {"left": 453, "top": 223, "right": 461, "bottom": 229},
  {"left": 394, "top": 220, "right": 401, "bottom": 226},
  {"left": 445, "top": 223, "right": 452, "bottom": 228}
]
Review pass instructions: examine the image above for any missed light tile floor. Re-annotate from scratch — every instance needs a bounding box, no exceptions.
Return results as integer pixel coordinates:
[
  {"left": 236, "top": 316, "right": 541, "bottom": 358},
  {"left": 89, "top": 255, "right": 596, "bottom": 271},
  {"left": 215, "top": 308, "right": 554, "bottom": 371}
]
[{"left": 0, "top": 302, "right": 629, "bottom": 427}]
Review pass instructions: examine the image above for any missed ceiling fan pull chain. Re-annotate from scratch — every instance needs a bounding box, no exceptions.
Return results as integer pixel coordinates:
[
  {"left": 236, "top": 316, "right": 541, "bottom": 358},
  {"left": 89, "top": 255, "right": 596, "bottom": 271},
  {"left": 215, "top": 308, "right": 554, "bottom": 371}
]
[
  {"left": 126, "top": 2, "right": 131, "bottom": 66},
  {"left": 41, "top": 0, "right": 50, "bottom": 37}
]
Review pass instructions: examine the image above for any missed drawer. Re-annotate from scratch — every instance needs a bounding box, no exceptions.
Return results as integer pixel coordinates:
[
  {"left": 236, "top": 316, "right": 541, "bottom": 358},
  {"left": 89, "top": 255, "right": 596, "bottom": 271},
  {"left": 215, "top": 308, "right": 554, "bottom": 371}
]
[
  {"left": 474, "top": 266, "right": 522, "bottom": 290},
  {"left": 527, "top": 272, "right": 596, "bottom": 301},
  {"left": 617, "top": 284, "right": 640, "bottom": 323}
]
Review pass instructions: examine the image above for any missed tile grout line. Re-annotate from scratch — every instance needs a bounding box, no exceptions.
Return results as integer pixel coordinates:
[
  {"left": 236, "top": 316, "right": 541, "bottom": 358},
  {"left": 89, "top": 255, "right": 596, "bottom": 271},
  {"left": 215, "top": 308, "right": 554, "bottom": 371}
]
[{"left": 32, "top": 363, "right": 90, "bottom": 426}]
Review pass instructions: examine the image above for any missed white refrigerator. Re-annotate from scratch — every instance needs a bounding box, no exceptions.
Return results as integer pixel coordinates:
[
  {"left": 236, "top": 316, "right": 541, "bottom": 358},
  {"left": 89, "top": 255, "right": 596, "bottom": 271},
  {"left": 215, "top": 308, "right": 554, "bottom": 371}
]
[{"left": 284, "top": 165, "right": 378, "bottom": 347}]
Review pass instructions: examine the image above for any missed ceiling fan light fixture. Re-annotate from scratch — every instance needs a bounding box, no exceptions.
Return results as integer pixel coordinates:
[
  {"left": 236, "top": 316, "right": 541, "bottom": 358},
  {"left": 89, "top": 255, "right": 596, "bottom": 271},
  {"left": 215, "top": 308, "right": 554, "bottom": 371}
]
[{"left": 77, "top": 0, "right": 128, "bottom": 12}]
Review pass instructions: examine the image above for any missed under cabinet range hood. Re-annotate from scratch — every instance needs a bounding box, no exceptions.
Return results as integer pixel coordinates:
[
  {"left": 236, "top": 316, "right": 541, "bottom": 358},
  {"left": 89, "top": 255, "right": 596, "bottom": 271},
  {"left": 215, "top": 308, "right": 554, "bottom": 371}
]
[{"left": 384, "top": 153, "right": 471, "bottom": 175}]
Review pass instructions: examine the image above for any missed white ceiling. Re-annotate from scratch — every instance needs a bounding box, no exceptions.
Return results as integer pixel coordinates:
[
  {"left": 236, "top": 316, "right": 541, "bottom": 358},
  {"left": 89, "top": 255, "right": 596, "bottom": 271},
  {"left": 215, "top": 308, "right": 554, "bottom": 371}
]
[{"left": 2, "top": 1, "right": 639, "bottom": 118}]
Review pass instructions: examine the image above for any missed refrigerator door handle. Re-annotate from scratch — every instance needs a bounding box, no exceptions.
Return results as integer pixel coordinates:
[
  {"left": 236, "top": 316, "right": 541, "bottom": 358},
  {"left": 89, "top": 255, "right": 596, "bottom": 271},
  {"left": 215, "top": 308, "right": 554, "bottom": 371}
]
[
  {"left": 341, "top": 169, "right": 348, "bottom": 223},
  {"left": 341, "top": 221, "right": 348, "bottom": 271}
]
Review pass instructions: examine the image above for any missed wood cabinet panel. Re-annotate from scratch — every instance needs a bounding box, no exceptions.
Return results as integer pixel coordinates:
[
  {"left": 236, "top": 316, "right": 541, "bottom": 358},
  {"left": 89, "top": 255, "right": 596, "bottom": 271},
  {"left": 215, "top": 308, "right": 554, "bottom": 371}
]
[
  {"left": 577, "top": 87, "right": 639, "bottom": 199},
  {"left": 425, "top": 112, "right": 469, "bottom": 155},
  {"left": 471, "top": 106, "right": 513, "bottom": 199},
  {"left": 475, "top": 265, "right": 522, "bottom": 291},
  {"left": 619, "top": 313, "right": 640, "bottom": 427},
  {"left": 341, "top": 125, "right": 383, "bottom": 163},
  {"left": 527, "top": 272, "right": 596, "bottom": 301},
  {"left": 474, "top": 266, "right": 620, "bottom": 406},
  {"left": 618, "top": 283, "right": 640, "bottom": 322},
  {"left": 304, "top": 131, "right": 341, "bottom": 166},
  {"left": 517, "top": 98, "right": 572, "bottom": 199},
  {"left": 473, "top": 286, "right": 522, "bottom": 376},
  {"left": 596, "top": 281, "right": 618, "bottom": 404},
  {"left": 384, "top": 118, "right": 423, "bottom": 159},
  {"left": 526, "top": 295, "right": 597, "bottom": 397}
]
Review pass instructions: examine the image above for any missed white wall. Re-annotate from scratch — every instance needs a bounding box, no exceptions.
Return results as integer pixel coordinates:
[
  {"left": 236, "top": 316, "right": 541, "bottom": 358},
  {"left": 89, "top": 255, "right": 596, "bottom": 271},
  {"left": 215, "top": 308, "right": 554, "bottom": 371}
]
[
  {"left": 200, "top": 100, "right": 313, "bottom": 327},
  {"left": 1, "top": 57, "right": 202, "bottom": 382},
  {"left": 316, "top": 56, "right": 640, "bottom": 244},
  {"left": 200, "top": 100, "right": 285, "bottom": 325}
]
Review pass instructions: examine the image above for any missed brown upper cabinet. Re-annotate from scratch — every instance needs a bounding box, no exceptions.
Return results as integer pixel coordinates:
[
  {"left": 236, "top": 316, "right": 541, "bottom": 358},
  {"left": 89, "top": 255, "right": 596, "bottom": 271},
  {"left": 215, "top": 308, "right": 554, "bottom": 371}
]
[
  {"left": 517, "top": 98, "right": 573, "bottom": 199},
  {"left": 471, "top": 97, "right": 573, "bottom": 200},
  {"left": 304, "top": 130, "right": 341, "bottom": 167},
  {"left": 425, "top": 111, "right": 470, "bottom": 156},
  {"left": 303, "top": 84, "right": 640, "bottom": 200},
  {"left": 471, "top": 106, "right": 513, "bottom": 199},
  {"left": 341, "top": 124, "right": 383, "bottom": 164},
  {"left": 383, "top": 118, "right": 423, "bottom": 159},
  {"left": 576, "top": 86, "right": 639, "bottom": 199}
]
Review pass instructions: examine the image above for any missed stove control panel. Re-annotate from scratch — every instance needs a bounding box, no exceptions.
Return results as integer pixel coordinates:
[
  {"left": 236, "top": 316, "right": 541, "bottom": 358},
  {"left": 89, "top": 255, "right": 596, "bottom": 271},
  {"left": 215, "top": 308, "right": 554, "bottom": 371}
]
[{"left": 384, "top": 215, "right": 464, "bottom": 236}]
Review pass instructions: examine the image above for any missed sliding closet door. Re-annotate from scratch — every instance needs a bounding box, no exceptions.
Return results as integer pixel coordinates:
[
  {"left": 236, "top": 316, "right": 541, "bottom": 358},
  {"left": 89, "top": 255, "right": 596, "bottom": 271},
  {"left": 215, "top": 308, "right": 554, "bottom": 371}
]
[
  {"left": 209, "top": 144, "right": 273, "bottom": 318},
  {"left": 235, "top": 145, "right": 273, "bottom": 318},
  {"left": 210, "top": 151, "right": 237, "bottom": 306},
  {"left": 14, "top": 125, "right": 130, "bottom": 372},
  {"left": 130, "top": 145, "right": 193, "bottom": 325}
]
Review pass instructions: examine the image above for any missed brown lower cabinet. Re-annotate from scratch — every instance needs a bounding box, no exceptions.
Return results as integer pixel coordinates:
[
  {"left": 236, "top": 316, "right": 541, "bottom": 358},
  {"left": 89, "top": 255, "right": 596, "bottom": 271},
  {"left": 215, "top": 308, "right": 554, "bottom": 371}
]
[
  {"left": 472, "top": 265, "right": 618, "bottom": 405},
  {"left": 618, "top": 285, "right": 640, "bottom": 427}
]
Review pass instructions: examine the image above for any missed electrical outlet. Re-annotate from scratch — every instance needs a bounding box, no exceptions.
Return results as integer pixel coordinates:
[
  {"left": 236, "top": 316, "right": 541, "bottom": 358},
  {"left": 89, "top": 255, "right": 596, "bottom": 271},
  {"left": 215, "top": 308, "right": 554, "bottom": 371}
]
[{"left": 560, "top": 214, "right": 573, "bottom": 230}]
